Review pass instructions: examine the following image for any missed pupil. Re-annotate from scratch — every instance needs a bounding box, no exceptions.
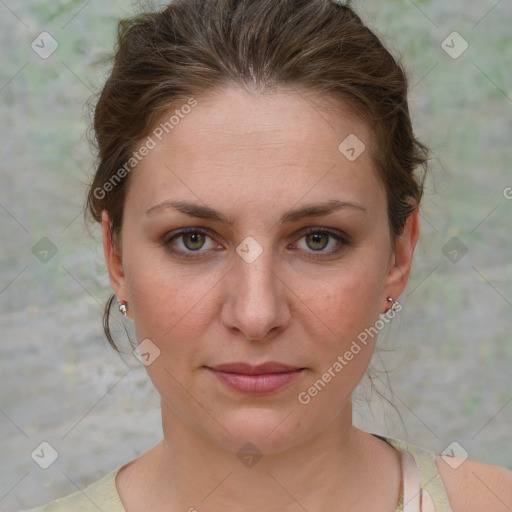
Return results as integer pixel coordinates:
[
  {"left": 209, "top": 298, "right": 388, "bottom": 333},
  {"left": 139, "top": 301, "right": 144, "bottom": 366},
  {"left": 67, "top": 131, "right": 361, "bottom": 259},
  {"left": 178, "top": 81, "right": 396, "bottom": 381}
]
[
  {"left": 185, "top": 233, "right": 203, "bottom": 250},
  {"left": 308, "top": 233, "right": 327, "bottom": 250}
]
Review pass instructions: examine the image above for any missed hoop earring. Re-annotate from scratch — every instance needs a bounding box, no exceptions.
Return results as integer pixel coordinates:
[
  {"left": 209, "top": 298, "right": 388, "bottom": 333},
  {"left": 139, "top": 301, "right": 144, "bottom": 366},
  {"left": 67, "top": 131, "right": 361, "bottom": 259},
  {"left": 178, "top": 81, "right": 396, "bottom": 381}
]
[
  {"left": 386, "top": 297, "right": 400, "bottom": 312},
  {"left": 117, "top": 298, "right": 127, "bottom": 316}
]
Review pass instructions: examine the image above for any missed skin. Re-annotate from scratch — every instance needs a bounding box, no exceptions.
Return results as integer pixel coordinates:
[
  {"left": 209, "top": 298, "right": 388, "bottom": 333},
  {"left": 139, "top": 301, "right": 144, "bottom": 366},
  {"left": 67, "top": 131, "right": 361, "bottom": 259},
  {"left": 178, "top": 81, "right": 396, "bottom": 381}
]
[{"left": 102, "top": 86, "right": 512, "bottom": 511}]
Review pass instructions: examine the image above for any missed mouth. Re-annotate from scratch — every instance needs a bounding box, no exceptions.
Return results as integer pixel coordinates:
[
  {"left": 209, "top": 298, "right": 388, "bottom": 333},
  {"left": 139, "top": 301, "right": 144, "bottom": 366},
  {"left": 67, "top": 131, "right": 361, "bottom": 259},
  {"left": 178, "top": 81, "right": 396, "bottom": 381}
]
[{"left": 205, "top": 362, "right": 306, "bottom": 394}]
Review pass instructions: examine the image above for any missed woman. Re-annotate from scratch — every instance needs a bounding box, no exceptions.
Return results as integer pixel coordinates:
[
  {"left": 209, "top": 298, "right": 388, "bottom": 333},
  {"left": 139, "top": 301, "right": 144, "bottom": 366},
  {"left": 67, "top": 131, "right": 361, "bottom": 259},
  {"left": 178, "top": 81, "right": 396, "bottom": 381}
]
[{"left": 27, "top": 0, "right": 512, "bottom": 510}]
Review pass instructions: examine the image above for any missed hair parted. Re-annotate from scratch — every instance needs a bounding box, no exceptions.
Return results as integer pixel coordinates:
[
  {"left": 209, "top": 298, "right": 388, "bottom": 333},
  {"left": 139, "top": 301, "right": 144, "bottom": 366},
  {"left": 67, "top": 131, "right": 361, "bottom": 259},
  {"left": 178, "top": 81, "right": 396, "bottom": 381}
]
[{"left": 85, "top": 0, "right": 429, "bottom": 351}]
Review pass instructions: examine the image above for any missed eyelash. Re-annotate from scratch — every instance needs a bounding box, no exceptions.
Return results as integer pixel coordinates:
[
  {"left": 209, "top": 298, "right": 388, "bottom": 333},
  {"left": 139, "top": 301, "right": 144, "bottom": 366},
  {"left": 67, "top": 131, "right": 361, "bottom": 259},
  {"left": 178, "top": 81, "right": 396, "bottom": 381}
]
[{"left": 163, "top": 227, "right": 352, "bottom": 260}]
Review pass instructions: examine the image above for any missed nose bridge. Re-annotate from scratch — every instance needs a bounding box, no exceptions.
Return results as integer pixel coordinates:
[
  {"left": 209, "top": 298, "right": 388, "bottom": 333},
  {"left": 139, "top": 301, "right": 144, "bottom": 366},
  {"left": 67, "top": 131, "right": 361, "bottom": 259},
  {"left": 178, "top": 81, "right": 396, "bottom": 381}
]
[
  {"left": 235, "top": 235, "right": 280, "bottom": 301},
  {"left": 222, "top": 234, "right": 290, "bottom": 339}
]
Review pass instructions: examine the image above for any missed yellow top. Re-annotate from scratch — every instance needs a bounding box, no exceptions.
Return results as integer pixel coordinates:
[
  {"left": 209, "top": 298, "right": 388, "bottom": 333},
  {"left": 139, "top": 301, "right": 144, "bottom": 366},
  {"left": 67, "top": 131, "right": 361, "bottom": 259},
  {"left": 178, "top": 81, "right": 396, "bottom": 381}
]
[
  {"left": 376, "top": 435, "right": 454, "bottom": 511},
  {"left": 25, "top": 435, "right": 453, "bottom": 512}
]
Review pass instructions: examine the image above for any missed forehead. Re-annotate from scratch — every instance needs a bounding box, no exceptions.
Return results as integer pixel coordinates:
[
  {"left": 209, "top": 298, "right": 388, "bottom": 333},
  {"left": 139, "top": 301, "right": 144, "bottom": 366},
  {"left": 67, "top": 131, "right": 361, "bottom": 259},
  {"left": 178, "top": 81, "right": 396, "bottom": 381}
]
[
  {"left": 127, "top": 86, "right": 384, "bottom": 214},
  {"left": 157, "top": 85, "right": 373, "bottom": 159}
]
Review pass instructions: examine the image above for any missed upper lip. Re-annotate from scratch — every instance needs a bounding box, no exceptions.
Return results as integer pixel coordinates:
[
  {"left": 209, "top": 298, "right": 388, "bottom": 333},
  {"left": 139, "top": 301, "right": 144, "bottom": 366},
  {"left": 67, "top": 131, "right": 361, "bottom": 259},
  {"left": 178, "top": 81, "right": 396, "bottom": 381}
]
[{"left": 208, "top": 362, "right": 304, "bottom": 375}]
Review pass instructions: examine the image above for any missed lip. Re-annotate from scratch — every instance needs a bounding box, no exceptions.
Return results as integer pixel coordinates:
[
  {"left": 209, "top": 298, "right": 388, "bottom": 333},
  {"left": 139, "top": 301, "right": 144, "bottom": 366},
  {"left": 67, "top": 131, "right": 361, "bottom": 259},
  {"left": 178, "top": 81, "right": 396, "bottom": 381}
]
[
  {"left": 210, "top": 362, "right": 303, "bottom": 374},
  {"left": 206, "top": 362, "right": 306, "bottom": 394}
]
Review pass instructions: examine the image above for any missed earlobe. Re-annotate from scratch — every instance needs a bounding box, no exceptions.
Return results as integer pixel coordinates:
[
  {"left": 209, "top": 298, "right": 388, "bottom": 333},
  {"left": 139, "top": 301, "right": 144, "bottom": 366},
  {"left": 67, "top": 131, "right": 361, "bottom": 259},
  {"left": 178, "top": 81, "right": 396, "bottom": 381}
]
[
  {"left": 101, "top": 210, "right": 126, "bottom": 298},
  {"left": 383, "top": 205, "right": 420, "bottom": 309}
]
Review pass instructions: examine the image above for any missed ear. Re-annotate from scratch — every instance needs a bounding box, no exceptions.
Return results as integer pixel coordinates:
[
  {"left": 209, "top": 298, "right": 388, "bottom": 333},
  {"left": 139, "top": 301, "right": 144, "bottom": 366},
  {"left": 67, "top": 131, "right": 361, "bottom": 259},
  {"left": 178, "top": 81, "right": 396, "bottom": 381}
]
[
  {"left": 101, "top": 210, "right": 126, "bottom": 300},
  {"left": 382, "top": 204, "right": 420, "bottom": 311}
]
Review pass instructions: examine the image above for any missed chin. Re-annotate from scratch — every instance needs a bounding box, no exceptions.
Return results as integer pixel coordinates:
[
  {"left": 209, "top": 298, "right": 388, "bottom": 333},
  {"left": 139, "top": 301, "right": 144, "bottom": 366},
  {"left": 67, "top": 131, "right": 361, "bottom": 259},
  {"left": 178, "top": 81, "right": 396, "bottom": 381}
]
[{"left": 201, "top": 408, "right": 314, "bottom": 456}]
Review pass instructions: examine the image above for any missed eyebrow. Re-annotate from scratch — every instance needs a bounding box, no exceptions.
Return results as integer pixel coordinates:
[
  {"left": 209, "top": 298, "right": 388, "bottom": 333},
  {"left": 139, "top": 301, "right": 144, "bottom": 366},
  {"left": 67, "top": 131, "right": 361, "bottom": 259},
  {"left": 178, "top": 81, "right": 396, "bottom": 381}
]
[{"left": 145, "top": 199, "right": 367, "bottom": 225}]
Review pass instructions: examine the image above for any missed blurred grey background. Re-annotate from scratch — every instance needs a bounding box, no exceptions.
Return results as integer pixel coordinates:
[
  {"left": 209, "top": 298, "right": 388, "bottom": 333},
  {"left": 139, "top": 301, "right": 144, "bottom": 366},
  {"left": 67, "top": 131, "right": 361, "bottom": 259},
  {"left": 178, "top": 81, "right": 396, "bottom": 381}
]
[{"left": 1, "top": 0, "right": 511, "bottom": 510}]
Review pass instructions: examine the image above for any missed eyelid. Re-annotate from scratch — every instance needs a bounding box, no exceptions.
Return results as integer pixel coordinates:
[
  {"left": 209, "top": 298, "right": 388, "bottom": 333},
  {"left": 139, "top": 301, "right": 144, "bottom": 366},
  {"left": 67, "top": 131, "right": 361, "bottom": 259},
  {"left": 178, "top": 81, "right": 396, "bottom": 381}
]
[
  {"left": 292, "top": 227, "right": 352, "bottom": 258},
  {"left": 163, "top": 226, "right": 351, "bottom": 258},
  {"left": 300, "top": 226, "right": 350, "bottom": 241},
  {"left": 163, "top": 227, "right": 221, "bottom": 250}
]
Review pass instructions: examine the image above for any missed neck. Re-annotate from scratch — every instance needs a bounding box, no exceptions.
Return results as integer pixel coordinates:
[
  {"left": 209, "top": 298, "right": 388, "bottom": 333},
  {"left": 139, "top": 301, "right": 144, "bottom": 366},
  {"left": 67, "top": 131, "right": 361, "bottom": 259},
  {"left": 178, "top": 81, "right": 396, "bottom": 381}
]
[{"left": 128, "top": 400, "right": 397, "bottom": 511}]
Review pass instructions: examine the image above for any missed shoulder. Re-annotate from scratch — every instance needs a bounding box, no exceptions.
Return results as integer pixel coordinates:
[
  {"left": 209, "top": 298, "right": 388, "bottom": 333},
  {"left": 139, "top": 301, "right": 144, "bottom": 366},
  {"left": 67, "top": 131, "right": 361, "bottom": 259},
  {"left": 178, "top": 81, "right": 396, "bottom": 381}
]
[
  {"left": 374, "top": 434, "right": 512, "bottom": 512},
  {"left": 436, "top": 455, "right": 512, "bottom": 512},
  {"left": 22, "top": 466, "right": 125, "bottom": 512}
]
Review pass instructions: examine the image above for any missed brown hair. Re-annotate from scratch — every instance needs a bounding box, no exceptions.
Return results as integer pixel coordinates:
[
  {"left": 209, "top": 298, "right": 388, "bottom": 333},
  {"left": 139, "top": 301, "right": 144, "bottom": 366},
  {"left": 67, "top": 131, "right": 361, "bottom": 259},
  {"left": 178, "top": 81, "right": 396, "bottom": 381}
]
[{"left": 86, "top": 0, "right": 428, "bottom": 350}]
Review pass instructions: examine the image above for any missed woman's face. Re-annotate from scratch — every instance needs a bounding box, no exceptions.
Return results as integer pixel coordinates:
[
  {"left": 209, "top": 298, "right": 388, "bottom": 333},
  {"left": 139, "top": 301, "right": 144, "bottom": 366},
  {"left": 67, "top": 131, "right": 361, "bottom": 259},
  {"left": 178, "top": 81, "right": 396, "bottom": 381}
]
[{"left": 103, "top": 86, "right": 418, "bottom": 454}]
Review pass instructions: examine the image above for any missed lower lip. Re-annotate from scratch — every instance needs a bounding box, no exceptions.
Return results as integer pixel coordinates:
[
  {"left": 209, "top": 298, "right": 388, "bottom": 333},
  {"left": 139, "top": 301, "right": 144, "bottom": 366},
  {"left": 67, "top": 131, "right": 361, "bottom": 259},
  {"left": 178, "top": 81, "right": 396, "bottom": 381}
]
[{"left": 207, "top": 368, "right": 305, "bottom": 394}]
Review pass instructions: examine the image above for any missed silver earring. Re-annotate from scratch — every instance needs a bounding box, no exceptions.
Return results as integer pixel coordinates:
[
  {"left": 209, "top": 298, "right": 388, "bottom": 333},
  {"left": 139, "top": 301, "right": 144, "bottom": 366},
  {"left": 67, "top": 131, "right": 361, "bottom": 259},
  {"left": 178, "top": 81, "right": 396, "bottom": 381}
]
[
  {"left": 117, "top": 298, "right": 127, "bottom": 316},
  {"left": 387, "top": 297, "right": 400, "bottom": 312}
]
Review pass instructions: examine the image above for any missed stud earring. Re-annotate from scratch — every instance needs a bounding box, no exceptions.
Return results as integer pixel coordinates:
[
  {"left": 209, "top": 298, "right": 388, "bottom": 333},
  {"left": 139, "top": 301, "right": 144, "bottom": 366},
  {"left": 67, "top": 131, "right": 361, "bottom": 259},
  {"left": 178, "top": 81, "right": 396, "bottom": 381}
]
[
  {"left": 387, "top": 297, "right": 400, "bottom": 312},
  {"left": 117, "top": 298, "right": 127, "bottom": 316}
]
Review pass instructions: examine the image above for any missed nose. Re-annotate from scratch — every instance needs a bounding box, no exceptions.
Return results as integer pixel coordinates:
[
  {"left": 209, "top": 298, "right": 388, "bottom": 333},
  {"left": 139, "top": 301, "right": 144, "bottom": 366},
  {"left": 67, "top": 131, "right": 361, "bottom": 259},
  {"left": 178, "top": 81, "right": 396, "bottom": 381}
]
[{"left": 220, "top": 241, "right": 291, "bottom": 342}]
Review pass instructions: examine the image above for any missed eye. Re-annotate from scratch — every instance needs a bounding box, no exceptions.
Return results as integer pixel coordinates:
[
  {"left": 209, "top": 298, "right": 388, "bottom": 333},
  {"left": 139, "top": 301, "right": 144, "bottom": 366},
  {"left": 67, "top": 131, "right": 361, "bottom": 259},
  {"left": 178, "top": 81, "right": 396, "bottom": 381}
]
[
  {"left": 293, "top": 228, "right": 351, "bottom": 258},
  {"left": 163, "top": 227, "right": 351, "bottom": 260},
  {"left": 164, "top": 228, "right": 221, "bottom": 258}
]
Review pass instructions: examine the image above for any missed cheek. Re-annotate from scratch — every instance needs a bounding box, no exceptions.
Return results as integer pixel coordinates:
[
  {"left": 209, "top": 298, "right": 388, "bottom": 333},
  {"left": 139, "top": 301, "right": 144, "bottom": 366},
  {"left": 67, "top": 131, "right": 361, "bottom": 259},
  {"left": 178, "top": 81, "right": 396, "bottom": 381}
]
[
  {"left": 292, "top": 259, "right": 389, "bottom": 401},
  {"left": 123, "top": 246, "right": 222, "bottom": 348},
  {"left": 292, "top": 272, "right": 386, "bottom": 409},
  {"left": 298, "top": 261, "right": 387, "bottom": 341}
]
